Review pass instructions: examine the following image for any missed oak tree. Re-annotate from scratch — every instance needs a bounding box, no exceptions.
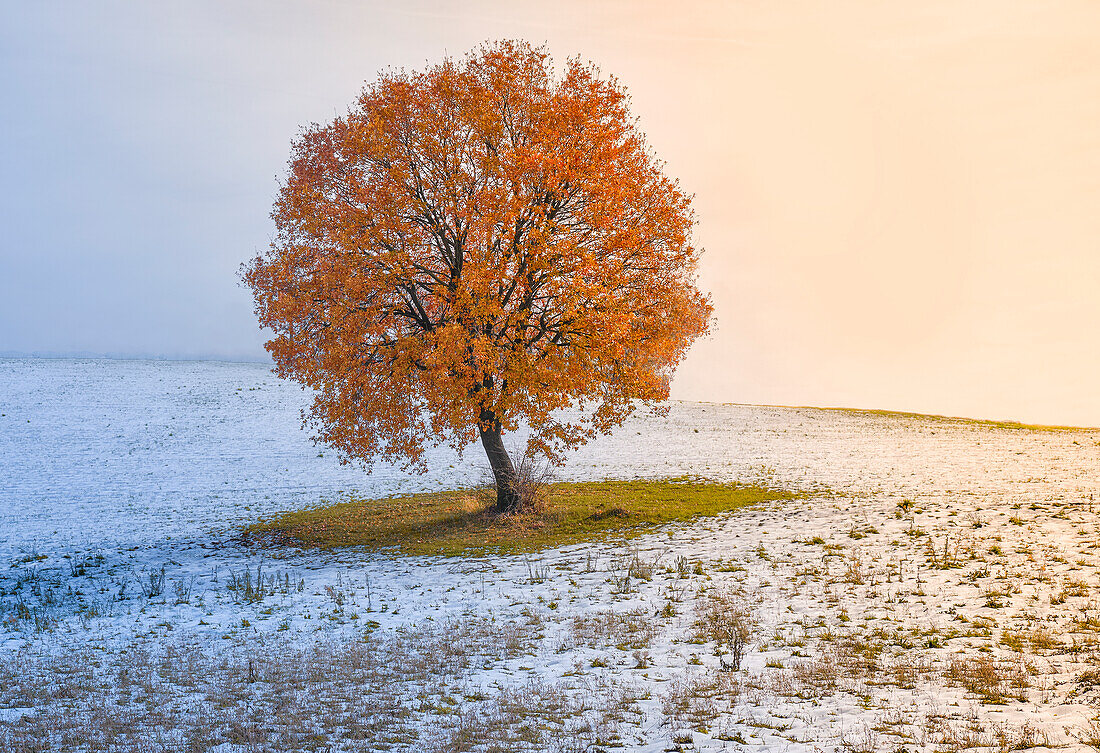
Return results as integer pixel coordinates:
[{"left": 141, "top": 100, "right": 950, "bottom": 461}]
[{"left": 244, "top": 41, "right": 712, "bottom": 512}]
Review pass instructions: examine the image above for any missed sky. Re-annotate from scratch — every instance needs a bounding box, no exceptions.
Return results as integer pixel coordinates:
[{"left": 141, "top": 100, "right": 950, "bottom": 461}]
[{"left": 2, "top": 1, "right": 1098, "bottom": 426}]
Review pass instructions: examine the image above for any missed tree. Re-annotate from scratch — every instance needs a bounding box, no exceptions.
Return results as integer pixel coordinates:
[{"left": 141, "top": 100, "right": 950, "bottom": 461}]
[{"left": 244, "top": 41, "right": 712, "bottom": 512}]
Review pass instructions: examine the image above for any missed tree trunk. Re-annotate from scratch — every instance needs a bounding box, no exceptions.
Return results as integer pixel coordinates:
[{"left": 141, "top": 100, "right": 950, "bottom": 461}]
[{"left": 478, "top": 410, "right": 519, "bottom": 512}]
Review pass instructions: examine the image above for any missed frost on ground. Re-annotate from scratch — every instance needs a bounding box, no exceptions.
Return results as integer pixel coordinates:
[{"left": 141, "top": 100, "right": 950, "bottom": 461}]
[{"left": 1, "top": 358, "right": 1099, "bottom": 752}]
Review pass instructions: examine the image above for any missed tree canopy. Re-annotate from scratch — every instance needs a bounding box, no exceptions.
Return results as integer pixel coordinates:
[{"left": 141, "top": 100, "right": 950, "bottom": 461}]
[{"left": 244, "top": 40, "right": 712, "bottom": 510}]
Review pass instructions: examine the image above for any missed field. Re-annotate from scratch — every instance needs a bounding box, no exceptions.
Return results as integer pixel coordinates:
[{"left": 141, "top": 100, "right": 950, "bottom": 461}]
[{"left": 2, "top": 358, "right": 1099, "bottom": 752}]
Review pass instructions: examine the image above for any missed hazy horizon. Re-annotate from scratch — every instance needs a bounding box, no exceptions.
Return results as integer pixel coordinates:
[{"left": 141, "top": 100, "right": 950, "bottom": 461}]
[
  {"left": 8, "top": 353, "right": 1099, "bottom": 431},
  {"left": 3, "top": 1, "right": 1098, "bottom": 426}
]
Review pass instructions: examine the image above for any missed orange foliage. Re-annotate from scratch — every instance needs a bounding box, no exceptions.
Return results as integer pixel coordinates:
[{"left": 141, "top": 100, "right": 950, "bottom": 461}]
[{"left": 244, "top": 40, "right": 711, "bottom": 480}]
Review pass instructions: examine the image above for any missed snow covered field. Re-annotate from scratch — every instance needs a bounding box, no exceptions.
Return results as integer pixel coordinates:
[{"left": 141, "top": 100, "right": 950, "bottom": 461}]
[{"left": 2, "top": 357, "right": 1099, "bottom": 751}]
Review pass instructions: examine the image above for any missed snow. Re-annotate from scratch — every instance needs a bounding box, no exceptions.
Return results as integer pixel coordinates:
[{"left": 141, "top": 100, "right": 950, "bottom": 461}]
[{"left": 2, "top": 357, "right": 1099, "bottom": 751}]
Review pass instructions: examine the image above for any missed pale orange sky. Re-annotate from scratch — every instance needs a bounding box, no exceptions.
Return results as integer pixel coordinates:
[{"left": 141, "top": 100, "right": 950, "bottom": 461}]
[
  {"left": 3, "top": 1, "right": 1098, "bottom": 425},
  {"left": 506, "top": 0, "right": 1100, "bottom": 426}
]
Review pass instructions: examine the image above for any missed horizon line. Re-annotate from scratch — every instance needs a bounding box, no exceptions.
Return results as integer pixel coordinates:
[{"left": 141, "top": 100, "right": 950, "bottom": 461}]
[{"left": 3, "top": 351, "right": 1097, "bottom": 434}]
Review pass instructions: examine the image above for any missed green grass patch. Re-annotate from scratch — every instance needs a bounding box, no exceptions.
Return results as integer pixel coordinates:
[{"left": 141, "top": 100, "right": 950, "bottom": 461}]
[
  {"left": 775, "top": 404, "right": 1098, "bottom": 433},
  {"left": 242, "top": 478, "right": 803, "bottom": 557}
]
